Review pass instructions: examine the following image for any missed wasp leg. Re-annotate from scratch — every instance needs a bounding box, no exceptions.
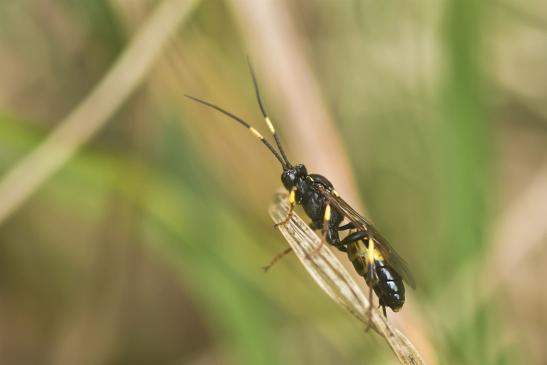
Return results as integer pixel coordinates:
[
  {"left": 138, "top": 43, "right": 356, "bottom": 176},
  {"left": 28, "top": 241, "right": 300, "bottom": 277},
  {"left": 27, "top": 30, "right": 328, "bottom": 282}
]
[
  {"left": 309, "top": 221, "right": 346, "bottom": 251},
  {"left": 336, "top": 231, "right": 381, "bottom": 329},
  {"left": 337, "top": 222, "right": 359, "bottom": 232},
  {"left": 307, "top": 204, "right": 332, "bottom": 257},
  {"left": 335, "top": 243, "right": 348, "bottom": 252},
  {"left": 262, "top": 247, "right": 293, "bottom": 272},
  {"left": 326, "top": 219, "right": 355, "bottom": 252},
  {"left": 309, "top": 222, "right": 347, "bottom": 252},
  {"left": 337, "top": 229, "right": 369, "bottom": 251},
  {"left": 365, "top": 236, "right": 380, "bottom": 328},
  {"left": 367, "top": 283, "right": 375, "bottom": 323},
  {"left": 309, "top": 220, "right": 322, "bottom": 230},
  {"left": 325, "top": 227, "right": 348, "bottom": 252},
  {"left": 365, "top": 238, "right": 379, "bottom": 285},
  {"left": 323, "top": 221, "right": 359, "bottom": 251},
  {"left": 320, "top": 224, "right": 360, "bottom": 252},
  {"left": 364, "top": 261, "right": 380, "bottom": 331},
  {"left": 274, "top": 188, "right": 296, "bottom": 228},
  {"left": 339, "top": 231, "right": 379, "bottom": 329}
]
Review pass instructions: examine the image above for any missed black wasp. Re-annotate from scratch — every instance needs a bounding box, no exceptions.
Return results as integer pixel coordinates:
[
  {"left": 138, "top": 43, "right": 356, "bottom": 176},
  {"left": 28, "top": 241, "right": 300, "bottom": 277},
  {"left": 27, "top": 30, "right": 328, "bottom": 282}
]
[{"left": 185, "top": 65, "right": 415, "bottom": 316}]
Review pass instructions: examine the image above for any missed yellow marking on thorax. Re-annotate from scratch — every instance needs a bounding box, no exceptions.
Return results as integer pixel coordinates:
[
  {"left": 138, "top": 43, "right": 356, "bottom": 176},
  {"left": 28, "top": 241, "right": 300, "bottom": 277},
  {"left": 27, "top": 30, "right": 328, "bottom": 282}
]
[
  {"left": 265, "top": 117, "right": 275, "bottom": 133},
  {"left": 249, "top": 127, "right": 263, "bottom": 140}
]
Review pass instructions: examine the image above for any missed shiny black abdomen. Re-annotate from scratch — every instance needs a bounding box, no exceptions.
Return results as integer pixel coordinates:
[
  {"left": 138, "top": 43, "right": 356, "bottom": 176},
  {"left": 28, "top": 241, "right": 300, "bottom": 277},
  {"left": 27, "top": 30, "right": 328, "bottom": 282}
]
[
  {"left": 347, "top": 246, "right": 405, "bottom": 311},
  {"left": 371, "top": 260, "right": 405, "bottom": 311}
]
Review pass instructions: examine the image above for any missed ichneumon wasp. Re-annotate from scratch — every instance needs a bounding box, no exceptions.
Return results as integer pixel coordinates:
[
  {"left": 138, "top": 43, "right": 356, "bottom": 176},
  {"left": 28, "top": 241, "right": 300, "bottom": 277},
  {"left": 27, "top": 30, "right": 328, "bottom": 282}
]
[{"left": 185, "top": 64, "right": 415, "bottom": 317}]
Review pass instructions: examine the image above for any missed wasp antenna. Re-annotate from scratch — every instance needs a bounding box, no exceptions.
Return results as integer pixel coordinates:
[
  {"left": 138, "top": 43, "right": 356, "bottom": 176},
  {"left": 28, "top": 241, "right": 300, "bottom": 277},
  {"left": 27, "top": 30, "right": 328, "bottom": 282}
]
[
  {"left": 184, "top": 94, "right": 287, "bottom": 168},
  {"left": 247, "top": 60, "right": 292, "bottom": 168}
]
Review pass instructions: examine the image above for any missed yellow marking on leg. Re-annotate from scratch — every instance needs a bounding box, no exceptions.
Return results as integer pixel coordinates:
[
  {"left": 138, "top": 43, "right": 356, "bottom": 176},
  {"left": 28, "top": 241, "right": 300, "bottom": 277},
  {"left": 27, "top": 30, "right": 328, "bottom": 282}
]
[
  {"left": 262, "top": 247, "right": 293, "bottom": 272},
  {"left": 365, "top": 237, "right": 377, "bottom": 327},
  {"left": 249, "top": 127, "right": 264, "bottom": 140},
  {"left": 368, "top": 238, "right": 376, "bottom": 265},
  {"left": 331, "top": 190, "right": 340, "bottom": 197},
  {"left": 309, "top": 204, "right": 331, "bottom": 257},
  {"left": 288, "top": 189, "right": 295, "bottom": 204},
  {"left": 265, "top": 117, "right": 275, "bottom": 133},
  {"left": 274, "top": 188, "right": 296, "bottom": 227},
  {"left": 324, "top": 204, "right": 331, "bottom": 222}
]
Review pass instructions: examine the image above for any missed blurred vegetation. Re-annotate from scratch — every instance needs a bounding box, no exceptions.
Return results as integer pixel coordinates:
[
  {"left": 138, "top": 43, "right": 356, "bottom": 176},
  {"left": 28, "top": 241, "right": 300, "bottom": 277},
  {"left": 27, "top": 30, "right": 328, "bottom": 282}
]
[{"left": 1, "top": 0, "right": 546, "bottom": 364}]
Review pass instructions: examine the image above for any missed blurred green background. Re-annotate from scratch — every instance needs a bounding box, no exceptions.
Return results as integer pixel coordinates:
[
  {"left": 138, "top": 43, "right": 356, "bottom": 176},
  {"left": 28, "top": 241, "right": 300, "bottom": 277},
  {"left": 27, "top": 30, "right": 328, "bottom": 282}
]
[{"left": 1, "top": 0, "right": 546, "bottom": 364}]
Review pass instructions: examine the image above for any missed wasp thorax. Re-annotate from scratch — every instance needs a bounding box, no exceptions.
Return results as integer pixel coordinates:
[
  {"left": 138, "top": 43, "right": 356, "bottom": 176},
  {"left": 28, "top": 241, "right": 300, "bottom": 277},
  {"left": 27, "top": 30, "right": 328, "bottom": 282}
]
[{"left": 281, "top": 164, "right": 308, "bottom": 190}]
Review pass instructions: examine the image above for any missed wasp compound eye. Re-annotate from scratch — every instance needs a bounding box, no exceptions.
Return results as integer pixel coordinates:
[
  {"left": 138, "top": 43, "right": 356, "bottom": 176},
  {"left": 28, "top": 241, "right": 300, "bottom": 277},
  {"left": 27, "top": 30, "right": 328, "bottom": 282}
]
[{"left": 281, "top": 169, "right": 298, "bottom": 190}]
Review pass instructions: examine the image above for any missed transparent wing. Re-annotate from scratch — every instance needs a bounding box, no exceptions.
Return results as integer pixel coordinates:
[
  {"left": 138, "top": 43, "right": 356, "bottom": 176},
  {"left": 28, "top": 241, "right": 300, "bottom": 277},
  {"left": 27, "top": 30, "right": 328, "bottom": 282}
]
[{"left": 321, "top": 188, "right": 416, "bottom": 289}]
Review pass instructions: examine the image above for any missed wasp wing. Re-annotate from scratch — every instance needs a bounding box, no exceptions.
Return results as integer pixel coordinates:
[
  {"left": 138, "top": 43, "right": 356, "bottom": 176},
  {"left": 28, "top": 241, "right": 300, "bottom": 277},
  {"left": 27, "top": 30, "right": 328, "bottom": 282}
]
[{"left": 321, "top": 189, "right": 416, "bottom": 289}]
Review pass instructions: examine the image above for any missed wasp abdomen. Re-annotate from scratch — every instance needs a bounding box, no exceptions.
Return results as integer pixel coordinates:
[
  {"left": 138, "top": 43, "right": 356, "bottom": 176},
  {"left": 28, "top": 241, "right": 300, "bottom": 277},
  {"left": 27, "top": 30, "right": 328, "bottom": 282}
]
[{"left": 373, "top": 260, "right": 405, "bottom": 311}]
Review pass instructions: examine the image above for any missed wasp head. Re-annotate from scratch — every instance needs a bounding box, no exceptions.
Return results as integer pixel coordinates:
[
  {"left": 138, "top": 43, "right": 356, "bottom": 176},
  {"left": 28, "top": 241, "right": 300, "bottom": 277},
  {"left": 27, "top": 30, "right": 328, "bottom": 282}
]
[{"left": 281, "top": 164, "right": 307, "bottom": 190}]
